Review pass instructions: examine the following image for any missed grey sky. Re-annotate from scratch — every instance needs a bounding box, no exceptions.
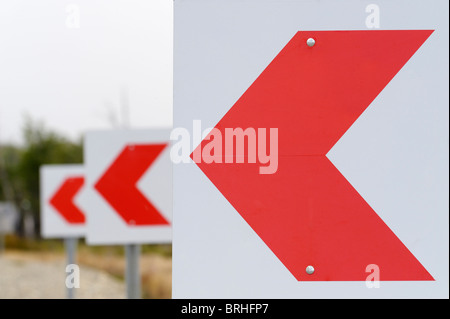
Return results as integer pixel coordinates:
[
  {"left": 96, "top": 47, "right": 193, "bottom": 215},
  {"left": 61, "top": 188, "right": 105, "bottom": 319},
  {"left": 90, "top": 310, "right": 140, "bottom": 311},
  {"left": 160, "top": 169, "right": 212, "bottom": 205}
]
[{"left": 0, "top": 0, "right": 173, "bottom": 144}]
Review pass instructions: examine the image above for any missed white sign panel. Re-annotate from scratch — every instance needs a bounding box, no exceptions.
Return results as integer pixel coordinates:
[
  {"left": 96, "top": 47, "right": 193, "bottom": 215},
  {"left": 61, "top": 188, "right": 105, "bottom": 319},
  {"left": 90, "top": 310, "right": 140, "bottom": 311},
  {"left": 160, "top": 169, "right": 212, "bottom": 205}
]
[
  {"left": 173, "top": 0, "right": 449, "bottom": 298},
  {"left": 82, "top": 129, "right": 172, "bottom": 245},
  {"left": 40, "top": 164, "right": 86, "bottom": 238}
]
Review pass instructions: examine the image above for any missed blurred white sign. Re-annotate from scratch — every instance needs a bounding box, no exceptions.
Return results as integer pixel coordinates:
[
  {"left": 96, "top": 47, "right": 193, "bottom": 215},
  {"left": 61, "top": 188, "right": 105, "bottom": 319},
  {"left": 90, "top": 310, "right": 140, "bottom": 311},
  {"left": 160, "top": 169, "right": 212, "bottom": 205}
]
[
  {"left": 81, "top": 129, "right": 172, "bottom": 245},
  {"left": 40, "top": 165, "right": 86, "bottom": 238}
]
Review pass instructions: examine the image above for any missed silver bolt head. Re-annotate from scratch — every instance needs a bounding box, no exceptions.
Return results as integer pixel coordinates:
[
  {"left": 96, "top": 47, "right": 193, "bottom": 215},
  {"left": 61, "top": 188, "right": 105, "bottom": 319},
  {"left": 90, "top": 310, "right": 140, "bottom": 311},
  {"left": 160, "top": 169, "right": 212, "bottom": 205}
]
[
  {"left": 306, "top": 265, "right": 315, "bottom": 275},
  {"left": 306, "top": 38, "right": 315, "bottom": 47}
]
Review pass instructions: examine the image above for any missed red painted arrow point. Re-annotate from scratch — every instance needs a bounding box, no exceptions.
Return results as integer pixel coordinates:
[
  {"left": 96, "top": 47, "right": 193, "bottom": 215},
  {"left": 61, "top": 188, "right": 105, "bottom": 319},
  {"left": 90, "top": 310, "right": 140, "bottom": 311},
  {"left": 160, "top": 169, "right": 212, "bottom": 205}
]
[
  {"left": 50, "top": 176, "right": 85, "bottom": 224},
  {"left": 95, "top": 144, "right": 169, "bottom": 226},
  {"left": 193, "top": 30, "right": 434, "bottom": 281}
]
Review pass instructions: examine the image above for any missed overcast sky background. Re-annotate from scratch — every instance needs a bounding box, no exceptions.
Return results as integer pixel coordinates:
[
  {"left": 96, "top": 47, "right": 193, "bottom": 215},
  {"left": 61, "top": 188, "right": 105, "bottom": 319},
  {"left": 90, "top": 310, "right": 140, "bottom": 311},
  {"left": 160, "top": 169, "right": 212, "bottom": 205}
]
[{"left": 0, "top": 0, "right": 173, "bottom": 144}]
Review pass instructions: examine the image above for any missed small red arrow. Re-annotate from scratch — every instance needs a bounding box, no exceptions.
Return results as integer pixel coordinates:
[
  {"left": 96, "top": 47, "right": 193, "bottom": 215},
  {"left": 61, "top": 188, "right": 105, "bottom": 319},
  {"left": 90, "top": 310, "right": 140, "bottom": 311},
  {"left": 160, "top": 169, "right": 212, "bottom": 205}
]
[
  {"left": 49, "top": 176, "right": 85, "bottom": 224},
  {"left": 95, "top": 144, "right": 169, "bottom": 226},
  {"left": 193, "top": 30, "right": 434, "bottom": 281}
]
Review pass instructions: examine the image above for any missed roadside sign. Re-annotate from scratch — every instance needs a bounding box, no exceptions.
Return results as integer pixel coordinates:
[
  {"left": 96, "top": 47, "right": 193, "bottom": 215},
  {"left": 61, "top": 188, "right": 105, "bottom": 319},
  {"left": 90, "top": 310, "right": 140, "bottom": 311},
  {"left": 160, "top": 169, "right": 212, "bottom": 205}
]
[
  {"left": 173, "top": 0, "right": 449, "bottom": 298},
  {"left": 40, "top": 165, "right": 85, "bottom": 238},
  {"left": 82, "top": 129, "right": 172, "bottom": 245}
]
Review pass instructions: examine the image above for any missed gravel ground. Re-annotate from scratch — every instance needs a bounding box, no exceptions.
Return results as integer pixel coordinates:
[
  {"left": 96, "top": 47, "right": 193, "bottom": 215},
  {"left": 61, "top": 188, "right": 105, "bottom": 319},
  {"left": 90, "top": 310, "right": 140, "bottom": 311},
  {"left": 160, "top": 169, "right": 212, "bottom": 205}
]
[{"left": 0, "top": 252, "right": 125, "bottom": 299}]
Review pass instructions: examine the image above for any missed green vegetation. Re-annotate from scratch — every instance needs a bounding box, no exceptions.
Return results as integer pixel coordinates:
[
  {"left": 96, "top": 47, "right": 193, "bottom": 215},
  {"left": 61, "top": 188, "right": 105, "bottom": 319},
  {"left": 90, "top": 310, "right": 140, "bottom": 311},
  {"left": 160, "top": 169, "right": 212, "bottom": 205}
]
[
  {"left": 3, "top": 234, "right": 64, "bottom": 252},
  {"left": 4, "top": 233, "right": 171, "bottom": 258}
]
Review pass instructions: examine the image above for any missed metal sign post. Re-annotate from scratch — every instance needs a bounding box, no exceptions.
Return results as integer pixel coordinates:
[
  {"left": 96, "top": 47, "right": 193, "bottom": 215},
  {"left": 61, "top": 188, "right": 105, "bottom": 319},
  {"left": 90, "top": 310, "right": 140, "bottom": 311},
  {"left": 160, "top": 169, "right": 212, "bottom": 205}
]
[
  {"left": 65, "top": 237, "right": 77, "bottom": 299},
  {"left": 125, "top": 244, "right": 141, "bottom": 299}
]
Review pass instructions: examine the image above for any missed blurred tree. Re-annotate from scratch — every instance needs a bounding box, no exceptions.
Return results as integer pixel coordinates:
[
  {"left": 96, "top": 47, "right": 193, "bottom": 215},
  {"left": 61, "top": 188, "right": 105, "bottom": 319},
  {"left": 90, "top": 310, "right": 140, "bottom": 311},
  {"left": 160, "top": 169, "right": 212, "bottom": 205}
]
[
  {"left": 0, "top": 117, "right": 83, "bottom": 238},
  {"left": 1, "top": 142, "right": 25, "bottom": 237},
  {"left": 0, "top": 144, "right": 20, "bottom": 203}
]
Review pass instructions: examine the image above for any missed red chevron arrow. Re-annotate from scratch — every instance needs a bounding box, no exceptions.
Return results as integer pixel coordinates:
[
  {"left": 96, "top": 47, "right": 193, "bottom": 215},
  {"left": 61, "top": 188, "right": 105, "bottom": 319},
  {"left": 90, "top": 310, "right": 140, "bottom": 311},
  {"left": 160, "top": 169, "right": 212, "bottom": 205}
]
[
  {"left": 49, "top": 176, "right": 85, "bottom": 224},
  {"left": 95, "top": 144, "right": 169, "bottom": 226},
  {"left": 193, "top": 30, "right": 434, "bottom": 281}
]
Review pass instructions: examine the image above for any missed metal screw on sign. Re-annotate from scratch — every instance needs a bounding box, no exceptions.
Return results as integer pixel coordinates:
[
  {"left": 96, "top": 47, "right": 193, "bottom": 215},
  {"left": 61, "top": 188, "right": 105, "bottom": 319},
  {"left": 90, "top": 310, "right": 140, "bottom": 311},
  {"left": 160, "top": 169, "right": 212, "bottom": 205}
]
[
  {"left": 306, "top": 38, "right": 316, "bottom": 47},
  {"left": 306, "top": 265, "right": 315, "bottom": 275}
]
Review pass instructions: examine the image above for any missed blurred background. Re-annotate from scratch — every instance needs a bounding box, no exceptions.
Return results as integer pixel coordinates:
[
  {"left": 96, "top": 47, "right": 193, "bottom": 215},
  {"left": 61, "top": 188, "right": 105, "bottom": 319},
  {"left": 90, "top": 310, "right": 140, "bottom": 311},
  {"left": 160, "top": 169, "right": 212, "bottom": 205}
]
[{"left": 0, "top": 0, "right": 173, "bottom": 298}]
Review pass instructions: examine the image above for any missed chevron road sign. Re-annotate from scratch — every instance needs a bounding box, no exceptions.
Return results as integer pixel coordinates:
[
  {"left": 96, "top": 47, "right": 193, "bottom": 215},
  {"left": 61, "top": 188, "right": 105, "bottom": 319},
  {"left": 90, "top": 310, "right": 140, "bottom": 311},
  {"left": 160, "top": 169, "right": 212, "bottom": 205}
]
[
  {"left": 40, "top": 165, "right": 86, "bottom": 238},
  {"left": 172, "top": 0, "right": 449, "bottom": 298},
  {"left": 82, "top": 129, "right": 172, "bottom": 245}
]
